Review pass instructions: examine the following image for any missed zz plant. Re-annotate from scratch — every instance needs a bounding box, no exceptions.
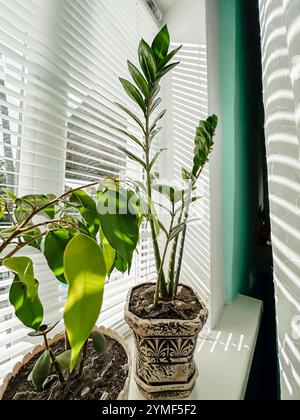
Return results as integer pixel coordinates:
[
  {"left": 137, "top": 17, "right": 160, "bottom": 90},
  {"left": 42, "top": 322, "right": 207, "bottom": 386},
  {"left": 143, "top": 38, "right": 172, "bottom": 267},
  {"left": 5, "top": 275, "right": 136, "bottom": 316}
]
[
  {"left": 0, "top": 179, "right": 141, "bottom": 389},
  {"left": 117, "top": 25, "right": 218, "bottom": 307}
]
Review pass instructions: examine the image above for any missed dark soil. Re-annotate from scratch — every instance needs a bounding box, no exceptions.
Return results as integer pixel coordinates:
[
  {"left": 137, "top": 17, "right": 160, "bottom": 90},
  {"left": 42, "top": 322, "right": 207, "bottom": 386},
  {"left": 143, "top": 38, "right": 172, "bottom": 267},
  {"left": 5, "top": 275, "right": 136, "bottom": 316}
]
[
  {"left": 3, "top": 335, "right": 128, "bottom": 400},
  {"left": 129, "top": 283, "right": 203, "bottom": 320}
]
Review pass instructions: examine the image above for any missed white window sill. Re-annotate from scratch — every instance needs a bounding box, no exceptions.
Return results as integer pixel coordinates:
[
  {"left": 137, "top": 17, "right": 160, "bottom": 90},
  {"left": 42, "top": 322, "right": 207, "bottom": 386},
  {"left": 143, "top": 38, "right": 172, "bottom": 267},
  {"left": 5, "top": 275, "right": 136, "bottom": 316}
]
[{"left": 128, "top": 294, "right": 263, "bottom": 400}]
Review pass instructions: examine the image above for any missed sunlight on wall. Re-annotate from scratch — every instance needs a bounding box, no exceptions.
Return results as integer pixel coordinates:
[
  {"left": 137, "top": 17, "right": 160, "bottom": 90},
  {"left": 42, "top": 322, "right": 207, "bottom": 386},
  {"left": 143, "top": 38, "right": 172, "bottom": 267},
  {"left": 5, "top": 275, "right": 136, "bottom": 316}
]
[{"left": 259, "top": 0, "right": 300, "bottom": 400}]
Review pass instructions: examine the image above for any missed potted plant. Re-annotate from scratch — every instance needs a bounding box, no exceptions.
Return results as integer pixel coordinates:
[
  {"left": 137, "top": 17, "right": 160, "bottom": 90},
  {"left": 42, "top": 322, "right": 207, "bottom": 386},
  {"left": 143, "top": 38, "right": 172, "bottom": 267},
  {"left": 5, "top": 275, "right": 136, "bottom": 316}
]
[
  {"left": 118, "top": 25, "right": 218, "bottom": 399},
  {"left": 0, "top": 180, "right": 141, "bottom": 400}
]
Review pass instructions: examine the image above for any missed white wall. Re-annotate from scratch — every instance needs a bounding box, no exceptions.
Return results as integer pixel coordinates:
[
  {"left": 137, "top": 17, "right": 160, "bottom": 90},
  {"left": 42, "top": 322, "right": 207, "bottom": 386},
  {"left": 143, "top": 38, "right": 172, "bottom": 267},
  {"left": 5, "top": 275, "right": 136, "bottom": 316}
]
[{"left": 161, "top": 0, "right": 225, "bottom": 327}]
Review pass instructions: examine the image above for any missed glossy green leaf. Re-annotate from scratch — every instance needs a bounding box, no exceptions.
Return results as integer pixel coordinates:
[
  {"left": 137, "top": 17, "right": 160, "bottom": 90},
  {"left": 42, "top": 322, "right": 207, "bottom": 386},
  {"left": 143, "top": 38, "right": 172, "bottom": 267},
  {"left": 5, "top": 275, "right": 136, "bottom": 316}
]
[
  {"left": 151, "top": 25, "right": 170, "bottom": 63},
  {"left": 90, "top": 331, "right": 107, "bottom": 353},
  {"left": 152, "top": 84, "right": 161, "bottom": 100},
  {"left": 157, "top": 45, "right": 182, "bottom": 71},
  {"left": 0, "top": 204, "right": 5, "bottom": 220},
  {"left": 9, "top": 275, "right": 43, "bottom": 331},
  {"left": 150, "top": 98, "right": 162, "bottom": 115},
  {"left": 170, "top": 218, "right": 201, "bottom": 241},
  {"left": 16, "top": 194, "right": 56, "bottom": 221},
  {"left": 182, "top": 168, "right": 192, "bottom": 181},
  {"left": 31, "top": 350, "right": 51, "bottom": 389},
  {"left": 115, "top": 127, "right": 145, "bottom": 150},
  {"left": 115, "top": 102, "right": 145, "bottom": 133},
  {"left": 64, "top": 233, "right": 106, "bottom": 371},
  {"left": 118, "top": 146, "right": 147, "bottom": 170},
  {"left": 115, "top": 254, "right": 128, "bottom": 273},
  {"left": 150, "top": 148, "right": 167, "bottom": 170},
  {"left": 23, "top": 227, "right": 42, "bottom": 250},
  {"left": 157, "top": 62, "right": 180, "bottom": 80},
  {"left": 138, "top": 39, "right": 157, "bottom": 82},
  {"left": 127, "top": 60, "right": 150, "bottom": 98},
  {"left": 100, "top": 229, "right": 116, "bottom": 274},
  {"left": 44, "top": 229, "right": 74, "bottom": 283},
  {"left": 175, "top": 196, "right": 201, "bottom": 215},
  {"left": 119, "top": 78, "right": 146, "bottom": 113},
  {"left": 150, "top": 127, "right": 162, "bottom": 143},
  {"left": 2, "top": 188, "right": 17, "bottom": 201},
  {"left": 97, "top": 189, "right": 139, "bottom": 269},
  {"left": 70, "top": 190, "right": 99, "bottom": 236},
  {"left": 192, "top": 115, "right": 218, "bottom": 176},
  {"left": 4, "top": 256, "right": 36, "bottom": 299},
  {"left": 56, "top": 350, "right": 82, "bottom": 370},
  {"left": 150, "top": 110, "right": 167, "bottom": 132}
]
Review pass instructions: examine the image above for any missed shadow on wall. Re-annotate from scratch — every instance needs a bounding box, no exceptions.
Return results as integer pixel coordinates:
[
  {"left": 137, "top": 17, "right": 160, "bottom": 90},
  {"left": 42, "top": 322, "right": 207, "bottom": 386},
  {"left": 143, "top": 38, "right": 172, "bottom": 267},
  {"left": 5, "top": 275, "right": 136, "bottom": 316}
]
[{"left": 259, "top": 0, "right": 300, "bottom": 400}]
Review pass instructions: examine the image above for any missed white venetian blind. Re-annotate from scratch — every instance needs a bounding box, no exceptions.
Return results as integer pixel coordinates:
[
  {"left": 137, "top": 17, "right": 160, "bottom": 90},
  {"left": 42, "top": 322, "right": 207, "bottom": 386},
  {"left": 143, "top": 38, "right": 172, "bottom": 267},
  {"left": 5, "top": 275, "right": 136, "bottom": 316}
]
[
  {"left": 259, "top": 0, "right": 300, "bottom": 400},
  {"left": 0, "top": 0, "right": 159, "bottom": 382}
]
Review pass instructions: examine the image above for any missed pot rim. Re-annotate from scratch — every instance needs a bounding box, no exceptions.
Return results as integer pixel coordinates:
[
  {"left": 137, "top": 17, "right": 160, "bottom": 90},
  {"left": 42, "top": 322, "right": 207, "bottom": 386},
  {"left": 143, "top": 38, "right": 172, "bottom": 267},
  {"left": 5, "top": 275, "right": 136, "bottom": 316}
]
[
  {"left": 0, "top": 325, "right": 131, "bottom": 400},
  {"left": 125, "top": 282, "right": 209, "bottom": 325}
]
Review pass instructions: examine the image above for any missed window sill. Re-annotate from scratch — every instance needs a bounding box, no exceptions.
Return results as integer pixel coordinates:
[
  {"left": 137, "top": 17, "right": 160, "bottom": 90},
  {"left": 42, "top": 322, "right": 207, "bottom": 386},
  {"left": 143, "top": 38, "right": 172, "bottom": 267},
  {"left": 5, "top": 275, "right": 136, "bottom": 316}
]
[{"left": 128, "top": 294, "right": 263, "bottom": 400}]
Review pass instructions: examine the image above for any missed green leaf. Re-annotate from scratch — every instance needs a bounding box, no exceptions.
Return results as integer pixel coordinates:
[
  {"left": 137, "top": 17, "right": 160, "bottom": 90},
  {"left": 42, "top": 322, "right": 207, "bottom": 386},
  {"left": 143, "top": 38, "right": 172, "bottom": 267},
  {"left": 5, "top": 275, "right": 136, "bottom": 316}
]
[
  {"left": 150, "top": 127, "right": 162, "bottom": 143},
  {"left": 56, "top": 350, "right": 82, "bottom": 370},
  {"left": 153, "top": 184, "right": 175, "bottom": 203},
  {"left": 127, "top": 60, "right": 150, "bottom": 98},
  {"left": 2, "top": 188, "right": 17, "bottom": 201},
  {"left": 115, "top": 254, "right": 128, "bottom": 273},
  {"left": 182, "top": 168, "right": 192, "bottom": 181},
  {"left": 31, "top": 351, "right": 51, "bottom": 389},
  {"left": 100, "top": 229, "right": 116, "bottom": 274},
  {"left": 115, "top": 102, "right": 145, "bottom": 133},
  {"left": 115, "top": 127, "right": 145, "bottom": 150},
  {"left": 97, "top": 189, "right": 139, "bottom": 269},
  {"left": 157, "top": 62, "right": 180, "bottom": 80},
  {"left": 192, "top": 115, "right": 218, "bottom": 176},
  {"left": 0, "top": 204, "right": 5, "bottom": 220},
  {"left": 90, "top": 331, "right": 107, "bottom": 353},
  {"left": 175, "top": 196, "right": 201, "bottom": 215},
  {"left": 23, "top": 227, "right": 42, "bottom": 250},
  {"left": 9, "top": 275, "right": 43, "bottom": 331},
  {"left": 151, "top": 25, "right": 170, "bottom": 64},
  {"left": 158, "top": 220, "right": 168, "bottom": 236},
  {"left": 157, "top": 45, "right": 182, "bottom": 71},
  {"left": 150, "top": 148, "right": 167, "bottom": 170},
  {"left": 150, "top": 110, "right": 167, "bottom": 132},
  {"left": 118, "top": 146, "right": 147, "bottom": 170},
  {"left": 17, "top": 194, "right": 56, "bottom": 220},
  {"left": 170, "top": 218, "right": 201, "bottom": 241},
  {"left": 152, "top": 84, "right": 161, "bottom": 100},
  {"left": 138, "top": 39, "right": 157, "bottom": 83},
  {"left": 150, "top": 98, "right": 162, "bottom": 115},
  {"left": 4, "top": 256, "right": 37, "bottom": 299},
  {"left": 44, "top": 229, "right": 74, "bottom": 284},
  {"left": 64, "top": 233, "right": 106, "bottom": 371},
  {"left": 70, "top": 190, "right": 99, "bottom": 236},
  {"left": 119, "top": 78, "right": 146, "bottom": 113}
]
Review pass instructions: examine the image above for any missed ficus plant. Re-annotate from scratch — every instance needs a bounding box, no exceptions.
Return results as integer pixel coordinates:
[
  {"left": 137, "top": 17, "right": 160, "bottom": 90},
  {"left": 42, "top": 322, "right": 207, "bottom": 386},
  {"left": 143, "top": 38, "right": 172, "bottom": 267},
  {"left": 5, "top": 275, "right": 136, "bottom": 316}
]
[
  {"left": 116, "top": 24, "right": 218, "bottom": 307},
  {"left": 0, "top": 179, "right": 142, "bottom": 390}
]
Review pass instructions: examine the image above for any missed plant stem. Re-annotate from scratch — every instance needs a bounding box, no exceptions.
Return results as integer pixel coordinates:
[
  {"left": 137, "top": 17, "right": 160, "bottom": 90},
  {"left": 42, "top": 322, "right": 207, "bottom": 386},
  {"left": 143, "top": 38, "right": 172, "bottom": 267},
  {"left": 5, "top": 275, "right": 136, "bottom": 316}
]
[
  {"left": 167, "top": 209, "right": 183, "bottom": 298},
  {"left": 144, "top": 88, "right": 168, "bottom": 298},
  {"left": 154, "top": 211, "right": 175, "bottom": 308},
  {"left": 78, "top": 340, "right": 88, "bottom": 377},
  {"left": 172, "top": 179, "right": 193, "bottom": 299},
  {"left": 43, "top": 333, "right": 65, "bottom": 384},
  {"left": 0, "top": 181, "right": 99, "bottom": 254}
]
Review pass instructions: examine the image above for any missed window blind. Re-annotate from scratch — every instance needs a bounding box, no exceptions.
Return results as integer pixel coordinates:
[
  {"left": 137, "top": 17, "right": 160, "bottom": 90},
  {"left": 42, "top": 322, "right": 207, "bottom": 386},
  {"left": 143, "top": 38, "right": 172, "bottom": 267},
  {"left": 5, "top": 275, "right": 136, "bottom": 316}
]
[{"left": 0, "top": 0, "right": 159, "bottom": 382}]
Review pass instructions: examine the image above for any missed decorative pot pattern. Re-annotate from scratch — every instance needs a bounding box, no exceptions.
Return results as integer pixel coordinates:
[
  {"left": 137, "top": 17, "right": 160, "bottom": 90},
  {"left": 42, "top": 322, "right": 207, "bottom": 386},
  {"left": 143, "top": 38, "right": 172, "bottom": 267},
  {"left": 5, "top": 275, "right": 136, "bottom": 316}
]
[
  {"left": 0, "top": 326, "right": 131, "bottom": 400},
  {"left": 125, "top": 283, "right": 209, "bottom": 400}
]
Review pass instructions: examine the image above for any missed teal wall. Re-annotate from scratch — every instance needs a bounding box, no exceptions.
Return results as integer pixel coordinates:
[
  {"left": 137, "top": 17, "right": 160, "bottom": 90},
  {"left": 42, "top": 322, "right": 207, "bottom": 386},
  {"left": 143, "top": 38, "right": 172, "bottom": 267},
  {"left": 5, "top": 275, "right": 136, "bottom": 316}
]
[{"left": 218, "top": 0, "right": 260, "bottom": 302}]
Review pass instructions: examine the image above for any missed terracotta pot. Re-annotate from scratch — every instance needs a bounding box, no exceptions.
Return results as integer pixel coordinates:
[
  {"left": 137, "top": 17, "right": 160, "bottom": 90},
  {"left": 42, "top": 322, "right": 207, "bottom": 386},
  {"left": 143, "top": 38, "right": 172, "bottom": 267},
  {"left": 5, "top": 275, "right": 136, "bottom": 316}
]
[
  {"left": 0, "top": 326, "right": 131, "bottom": 400},
  {"left": 125, "top": 283, "right": 209, "bottom": 400}
]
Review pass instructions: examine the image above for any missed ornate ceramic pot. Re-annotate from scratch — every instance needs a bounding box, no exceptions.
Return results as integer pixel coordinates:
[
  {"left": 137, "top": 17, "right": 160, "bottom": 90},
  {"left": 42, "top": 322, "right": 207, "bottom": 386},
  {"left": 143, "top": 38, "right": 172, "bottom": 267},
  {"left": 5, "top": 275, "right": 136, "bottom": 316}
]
[{"left": 125, "top": 283, "right": 209, "bottom": 400}]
